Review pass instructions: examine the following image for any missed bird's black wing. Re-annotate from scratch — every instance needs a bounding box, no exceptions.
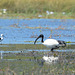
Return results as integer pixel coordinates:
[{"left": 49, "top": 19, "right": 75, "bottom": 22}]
[{"left": 57, "top": 40, "right": 66, "bottom": 47}]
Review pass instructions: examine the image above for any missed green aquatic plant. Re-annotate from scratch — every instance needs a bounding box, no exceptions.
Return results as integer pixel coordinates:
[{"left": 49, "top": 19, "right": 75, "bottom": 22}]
[{"left": 66, "top": 41, "right": 72, "bottom": 43}]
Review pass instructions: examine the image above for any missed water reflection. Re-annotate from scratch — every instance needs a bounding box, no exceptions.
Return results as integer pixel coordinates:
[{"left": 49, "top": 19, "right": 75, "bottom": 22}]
[{"left": 43, "top": 56, "right": 59, "bottom": 64}]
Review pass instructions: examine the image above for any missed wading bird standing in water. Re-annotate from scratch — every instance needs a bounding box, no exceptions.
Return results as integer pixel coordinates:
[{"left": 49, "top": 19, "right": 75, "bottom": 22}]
[
  {"left": 0, "top": 34, "right": 4, "bottom": 44},
  {"left": 34, "top": 34, "right": 66, "bottom": 52}
]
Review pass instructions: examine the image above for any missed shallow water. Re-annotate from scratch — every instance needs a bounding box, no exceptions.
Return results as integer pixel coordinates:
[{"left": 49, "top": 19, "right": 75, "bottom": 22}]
[
  {"left": 0, "top": 19, "right": 75, "bottom": 44},
  {"left": 28, "top": 49, "right": 75, "bottom": 52},
  {"left": 0, "top": 49, "right": 75, "bottom": 55},
  {"left": 0, "top": 44, "right": 75, "bottom": 59}
]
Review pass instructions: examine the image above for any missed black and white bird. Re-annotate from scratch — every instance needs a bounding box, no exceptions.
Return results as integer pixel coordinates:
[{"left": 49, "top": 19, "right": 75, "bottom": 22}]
[
  {"left": 0, "top": 34, "right": 4, "bottom": 42},
  {"left": 34, "top": 34, "right": 66, "bottom": 51}
]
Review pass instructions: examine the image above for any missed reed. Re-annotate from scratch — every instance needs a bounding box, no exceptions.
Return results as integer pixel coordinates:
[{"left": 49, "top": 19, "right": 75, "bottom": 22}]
[{"left": 0, "top": 0, "right": 75, "bottom": 14}]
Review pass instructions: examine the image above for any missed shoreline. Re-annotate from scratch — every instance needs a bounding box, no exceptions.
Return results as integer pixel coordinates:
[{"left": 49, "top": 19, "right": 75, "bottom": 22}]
[{"left": 0, "top": 13, "right": 75, "bottom": 19}]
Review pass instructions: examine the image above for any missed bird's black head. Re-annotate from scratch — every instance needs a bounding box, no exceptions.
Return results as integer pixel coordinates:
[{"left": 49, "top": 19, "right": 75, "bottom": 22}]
[
  {"left": 39, "top": 34, "right": 44, "bottom": 38},
  {"left": 34, "top": 34, "right": 44, "bottom": 44}
]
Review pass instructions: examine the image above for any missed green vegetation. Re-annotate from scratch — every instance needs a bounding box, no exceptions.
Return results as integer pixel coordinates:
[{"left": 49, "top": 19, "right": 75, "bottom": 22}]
[
  {"left": 0, "top": 0, "right": 75, "bottom": 13},
  {"left": 0, "top": 0, "right": 75, "bottom": 19},
  {"left": 0, "top": 44, "right": 75, "bottom": 51}
]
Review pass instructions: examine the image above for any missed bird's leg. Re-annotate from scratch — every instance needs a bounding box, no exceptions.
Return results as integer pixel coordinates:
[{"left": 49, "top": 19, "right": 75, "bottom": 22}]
[
  {"left": 46, "top": 48, "right": 53, "bottom": 57},
  {"left": 51, "top": 48, "right": 54, "bottom": 52},
  {"left": 51, "top": 47, "right": 60, "bottom": 56},
  {"left": 47, "top": 48, "right": 54, "bottom": 57},
  {"left": 51, "top": 49, "right": 56, "bottom": 57},
  {"left": 52, "top": 46, "right": 59, "bottom": 52},
  {"left": 50, "top": 46, "right": 59, "bottom": 56}
]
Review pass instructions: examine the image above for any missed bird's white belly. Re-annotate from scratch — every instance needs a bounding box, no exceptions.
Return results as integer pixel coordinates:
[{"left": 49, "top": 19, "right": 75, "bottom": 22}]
[
  {"left": 43, "top": 44, "right": 57, "bottom": 48},
  {"left": 42, "top": 39, "right": 59, "bottom": 48}
]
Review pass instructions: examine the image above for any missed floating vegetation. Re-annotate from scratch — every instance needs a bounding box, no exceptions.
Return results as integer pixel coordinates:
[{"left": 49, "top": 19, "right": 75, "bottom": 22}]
[
  {"left": 24, "top": 41, "right": 35, "bottom": 43},
  {"left": 30, "top": 34, "right": 38, "bottom": 38},
  {"left": 25, "top": 26, "right": 49, "bottom": 29},
  {"left": 25, "top": 26, "right": 66, "bottom": 30},
  {"left": 10, "top": 24, "right": 20, "bottom": 28},
  {"left": 66, "top": 41, "right": 72, "bottom": 43},
  {"left": 54, "top": 34, "right": 61, "bottom": 37},
  {"left": 56, "top": 25, "right": 65, "bottom": 30}
]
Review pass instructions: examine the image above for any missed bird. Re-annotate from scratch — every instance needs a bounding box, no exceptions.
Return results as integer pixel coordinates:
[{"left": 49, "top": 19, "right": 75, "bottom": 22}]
[
  {"left": 0, "top": 34, "right": 4, "bottom": 43},
  {"left": 34, "top": 34, "right": 66, "bottom": 52}
]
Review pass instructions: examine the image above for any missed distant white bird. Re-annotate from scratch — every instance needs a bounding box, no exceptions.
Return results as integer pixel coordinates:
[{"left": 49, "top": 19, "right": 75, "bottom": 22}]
[
  {"left": 43, "top": 56, "right": 58, "bottom": 63},
  {"left": 46, "top": 11, "right": 50, "bottom": 15},
  {"left": 62, "top": 12, "right": 65, "bottom": 15},
  {"left": 38, "top": 15, "right": 42, "bottom": 17},
  {"left": 50, "top": 11, "right": 54, "bottom": 14},
  {"left": 0, "top": 34, "right": 4, "bottom": 43},
  {"left": 34, "top": 34, "right": 66, "bottom": 51}
]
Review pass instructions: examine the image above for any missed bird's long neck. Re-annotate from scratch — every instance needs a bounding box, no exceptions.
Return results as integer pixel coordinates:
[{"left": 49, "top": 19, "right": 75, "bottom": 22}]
[
  {"left": 34, "top": 34, "right": 44, "bottom": 44},
  {"left": 41, "top": 36, "right": 44, "bottom": 43}
]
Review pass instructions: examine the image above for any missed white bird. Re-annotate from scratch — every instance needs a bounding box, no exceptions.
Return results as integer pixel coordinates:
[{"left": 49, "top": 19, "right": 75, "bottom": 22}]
[
  {"left": 0, "top": 34, "right": 4, "bottom": 43},
  {"left": 34, "top": 34, "right": 66, "bottom": 51}
]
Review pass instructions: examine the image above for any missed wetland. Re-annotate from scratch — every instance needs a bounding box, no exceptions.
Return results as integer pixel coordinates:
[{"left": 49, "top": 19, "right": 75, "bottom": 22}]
[{"left": 0, "top": 19, "right": 75, "bottom": 75}]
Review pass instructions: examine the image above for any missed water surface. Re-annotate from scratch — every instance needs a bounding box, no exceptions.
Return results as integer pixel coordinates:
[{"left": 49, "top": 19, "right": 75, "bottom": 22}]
[
  {"left": 0, "top": 19, "right": 75, "bottom": 44},
  {"left": 0, "top": 19, "right": 75, "bottom": 75}
]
